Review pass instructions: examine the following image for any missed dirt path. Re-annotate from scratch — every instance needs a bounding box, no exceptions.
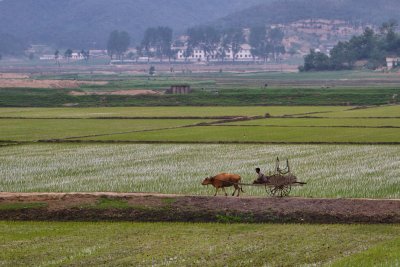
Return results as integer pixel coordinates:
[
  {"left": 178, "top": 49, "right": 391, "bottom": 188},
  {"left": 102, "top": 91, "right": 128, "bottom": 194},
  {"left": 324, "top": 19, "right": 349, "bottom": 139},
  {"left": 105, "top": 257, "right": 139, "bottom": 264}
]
[
  {"left": 1, "top": 192, "right": 399, "bottom": 223},
  {"left": 0, "top": 78, "right": 107, "bottom": 88}
]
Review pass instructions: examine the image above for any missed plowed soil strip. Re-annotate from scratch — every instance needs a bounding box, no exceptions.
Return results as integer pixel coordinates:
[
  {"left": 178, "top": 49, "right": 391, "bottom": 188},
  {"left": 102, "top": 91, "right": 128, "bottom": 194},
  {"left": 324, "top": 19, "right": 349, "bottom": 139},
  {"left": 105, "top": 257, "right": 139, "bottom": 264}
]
[{"left": 1, "top": 193, "right": 399, "bottom": 224}]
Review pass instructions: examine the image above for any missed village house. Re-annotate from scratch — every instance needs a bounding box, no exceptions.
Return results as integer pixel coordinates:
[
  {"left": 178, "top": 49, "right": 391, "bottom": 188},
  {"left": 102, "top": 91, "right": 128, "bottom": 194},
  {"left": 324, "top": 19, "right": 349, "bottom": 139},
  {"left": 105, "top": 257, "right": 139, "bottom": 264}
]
[
  {"left": 386, "top": 57, "right": 400, "bottom": 70},
  {"left": 40, "top": 51, "right": 84, "bottom": 61},
  {"left": 176, "top": 44, "right": 254, "bottom": 62},
  {"left": 39, "top": 54, "right": 57, "bottom": 60}
]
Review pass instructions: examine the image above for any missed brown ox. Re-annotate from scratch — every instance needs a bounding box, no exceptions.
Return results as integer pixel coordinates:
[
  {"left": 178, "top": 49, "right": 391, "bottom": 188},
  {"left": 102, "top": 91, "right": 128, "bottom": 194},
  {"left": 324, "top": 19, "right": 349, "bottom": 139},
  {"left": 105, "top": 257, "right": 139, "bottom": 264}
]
[{"left": 201, "top": 173, "right": 244, "bottom": 197}]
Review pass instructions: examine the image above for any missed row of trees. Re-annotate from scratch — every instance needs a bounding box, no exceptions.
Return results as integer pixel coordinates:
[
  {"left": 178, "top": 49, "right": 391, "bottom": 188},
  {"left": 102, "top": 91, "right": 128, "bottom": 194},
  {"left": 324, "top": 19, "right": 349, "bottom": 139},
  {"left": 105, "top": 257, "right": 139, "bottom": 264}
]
[
  {"left": 183, "top": 26, "right": 285, "bottom": 62},
  {"left": 249, "top": 27, "right": 285, "bottom": 62},
  {"left": 301, "top": 20, "right": 400, "bottom": 71},
  {"left": 184, "top": 26, "right": 246, "bottom": 62},
  {"left": 140, "top": 27, "right": 173, "bottom": 61},
  {"left": 106, "top": 25, "right": 286, "bottom": 62}
]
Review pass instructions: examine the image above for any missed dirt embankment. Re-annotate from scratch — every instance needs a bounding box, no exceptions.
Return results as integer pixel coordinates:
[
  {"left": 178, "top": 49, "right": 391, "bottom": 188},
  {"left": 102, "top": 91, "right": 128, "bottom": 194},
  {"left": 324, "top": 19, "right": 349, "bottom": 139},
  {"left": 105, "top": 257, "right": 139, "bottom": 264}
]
[
  {"left": 1, "top": 193, "right": 399, "bottom": 224},
  {"left": 0, "top": 75, "right": 107, "bottom": 89},
  {"left": 69, "top": 89, "right": 163, "bottom": 96}
]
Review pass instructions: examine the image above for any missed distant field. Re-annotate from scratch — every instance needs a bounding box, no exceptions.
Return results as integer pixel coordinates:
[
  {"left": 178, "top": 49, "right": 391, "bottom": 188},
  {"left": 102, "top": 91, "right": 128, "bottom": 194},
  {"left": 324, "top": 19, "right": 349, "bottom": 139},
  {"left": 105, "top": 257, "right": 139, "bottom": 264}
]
[
  {"left": 0, "top": 119, "right": 209, "bottom": 141},
  {"left": 0, "top": 106, "right": 348, "bottom": 118},
  {"left": 1, "top": 70, "right": 400, "bottom": 107},
  {"left": 1, "top": 222, "right": 398, "bottom": 266},
  {"left": 1, "top": 106, "right": 399, "bottom": 143},
  {"left": 83, "top": 125, "right": 400, "bottom": 143},
  {"left": 310, "top": 105, "right": 400, "bottom": 118},
  {"left": 33, "top": 69, "right": 400, "bottom": 86},
  {"left": 1, "top": 144, "right": 398, "bottom": 198},
  {"left": 225, "top": 118, "right": 400, "bottom": 127}
]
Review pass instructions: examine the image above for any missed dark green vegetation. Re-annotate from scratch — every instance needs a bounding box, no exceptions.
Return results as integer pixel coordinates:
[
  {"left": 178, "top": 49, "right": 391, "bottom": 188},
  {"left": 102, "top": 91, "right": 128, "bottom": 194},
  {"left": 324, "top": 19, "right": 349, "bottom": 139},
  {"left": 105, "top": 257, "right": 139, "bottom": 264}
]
[
  {"left": 88, "top": 197, "right": 130, "bottom": 209},
  {"left": 106, "top": 30, "right": 131, "bottom": 60},
  {"left": 1, "top": 71, "right": 400, "bottom": 107},
  {"left": 301, "top": 23, "right": 400, "bottom": 71},
  {"left": 215, "top": 0, "right": 400, "bottom": 29},
  {"left": 0, "top": 202, "right": 47, "bottom": 210},
  {"left": 0, "top": 221, "right": 399, "bottom": 266},
  {"left": 3, "top": 87, "right": 398, "bottom": 106},
  {"left": 0, "top": 0, "right": 265, "bottom": 49}
]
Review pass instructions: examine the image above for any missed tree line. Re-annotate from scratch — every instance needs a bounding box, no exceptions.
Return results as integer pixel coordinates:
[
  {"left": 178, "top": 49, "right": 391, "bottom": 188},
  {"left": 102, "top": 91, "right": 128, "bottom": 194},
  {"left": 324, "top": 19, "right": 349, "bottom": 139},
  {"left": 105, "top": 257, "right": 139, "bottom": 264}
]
[
  {"left": 106, "top": 26, "right": 286, "bottom": 62},
  {"left": 300, "top": 20, "right": 400, "bottom": 71}
]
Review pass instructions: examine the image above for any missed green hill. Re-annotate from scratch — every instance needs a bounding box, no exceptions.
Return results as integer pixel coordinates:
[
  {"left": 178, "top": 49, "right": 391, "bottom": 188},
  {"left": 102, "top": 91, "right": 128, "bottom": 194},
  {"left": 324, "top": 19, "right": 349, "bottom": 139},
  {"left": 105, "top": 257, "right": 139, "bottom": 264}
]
[
  {"left": 214, "top": 0, "right": 400, "bottom": 29},
  {"left": 0, "top": 0, "right": 266, "bottom": 50}
]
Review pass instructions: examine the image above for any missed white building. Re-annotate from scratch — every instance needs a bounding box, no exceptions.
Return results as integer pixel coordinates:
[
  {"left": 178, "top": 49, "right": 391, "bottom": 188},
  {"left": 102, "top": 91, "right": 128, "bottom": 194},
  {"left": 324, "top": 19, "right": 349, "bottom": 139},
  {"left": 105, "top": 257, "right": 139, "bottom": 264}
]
[
  {"left": 39, "top": 52, "right": 84, "bottom": 61},
  {"left": 386, "top": 57, "right": 400, "bottom": 70},
  {"left": 234, "top": 44, "right": 253, "bottom": 61},
  {"left": 71, "top": 53, "right": 84, "bottom": 60},
  {"left": 39, "top": 55, "right": 57, "bottom": 60},
  {"left": 176, "top": 44, "right": 254, "bottom": 62}
]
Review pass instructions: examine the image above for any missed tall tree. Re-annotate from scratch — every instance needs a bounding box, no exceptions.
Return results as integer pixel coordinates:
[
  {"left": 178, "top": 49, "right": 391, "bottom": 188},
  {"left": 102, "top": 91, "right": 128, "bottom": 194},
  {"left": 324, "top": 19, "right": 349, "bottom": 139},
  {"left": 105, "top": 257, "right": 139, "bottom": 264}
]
[
  {"left": 64, "top": 49, "right": 73, "bottom": 62},
  {"left": 301, "top": 49, "right": 332, "bottom": 71},
  {"left": 221, "top": 28, "right": 245, "bottom": 62},
  {"left": 54, "top": 50, "right": 60, "bottom": 66},
  {"left": 187, "top": 26, "right": 220, "bottom": 62},
  {"left": 81, "top": 49, "right": 90, "bottom": 63},
  {"left": 268, "top": 28, "right": 285, "bottom": 62},
  {"left": 249, "top": 26, "right": 269, "bottom": 62},
  {"left": 107, "top": 30, "right": 131, "bottom": 60},
  {"left": 141, "top": 26, "right": 173, "bottom": 61},
  {"left": 250, "top": 26, "right": 285, "bottom": 62}
]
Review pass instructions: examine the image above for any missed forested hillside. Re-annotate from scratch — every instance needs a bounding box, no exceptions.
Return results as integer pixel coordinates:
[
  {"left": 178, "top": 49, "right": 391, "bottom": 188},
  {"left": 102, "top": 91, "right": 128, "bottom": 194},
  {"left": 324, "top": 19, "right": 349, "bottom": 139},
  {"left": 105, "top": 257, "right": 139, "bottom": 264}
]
[
  {"left": 0, "top": 0, "right": 266, "bottom": 50},
  {"left": 214, "top": 0, "right": 400, "bottom": 29}
]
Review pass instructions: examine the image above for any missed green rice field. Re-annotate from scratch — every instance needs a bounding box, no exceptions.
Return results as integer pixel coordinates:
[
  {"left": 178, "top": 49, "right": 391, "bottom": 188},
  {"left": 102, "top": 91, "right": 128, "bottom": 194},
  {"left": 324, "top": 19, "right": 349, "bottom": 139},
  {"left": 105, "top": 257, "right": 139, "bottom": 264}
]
[
  {"left": 0, "top": 105, "right": 399, "bottom": 143},
  {"left": 1, "top": 144, "right": 398, "bottom": 198},
  {"left": 310, "top": 105, "right": 400, "bottom": 118},
  {"left": 82, "top": 125, "right": 400, "bottom": 143},
  {"left": 0, "top": 106, "right": 348, "bottom": 118},
  {"left": 0, "top": 119, "right": 209, "bottom": 141},
  {"left": 1, "top": 73, "right": 400, "bottom": 267},
  {"left": 0, "top": 221, "right": 399, "bottom": 266},
  {"left": 225, "top": 118, "right": 400, "bottom": 127}
]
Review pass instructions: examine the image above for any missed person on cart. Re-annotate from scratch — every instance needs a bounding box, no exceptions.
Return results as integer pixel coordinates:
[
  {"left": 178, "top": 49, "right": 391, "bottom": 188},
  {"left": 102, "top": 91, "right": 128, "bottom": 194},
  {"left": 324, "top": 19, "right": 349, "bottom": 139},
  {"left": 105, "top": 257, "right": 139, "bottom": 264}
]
[{"left": 254, "top": 167, "right": 269, "bottom": 184}]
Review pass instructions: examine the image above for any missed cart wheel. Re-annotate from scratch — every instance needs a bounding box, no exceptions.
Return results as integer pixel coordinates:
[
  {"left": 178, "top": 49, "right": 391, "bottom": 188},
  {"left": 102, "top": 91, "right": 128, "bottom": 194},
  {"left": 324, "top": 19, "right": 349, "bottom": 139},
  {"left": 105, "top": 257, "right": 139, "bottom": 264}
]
[
  {"left": 280, "top": 184, "right": 291, "bottom": 197},
  {"left": 270, "top": 185, "right": 291, "bottom": 197},
  {"left": 270, "top": 186, "right": 278, "bottom": 196}
]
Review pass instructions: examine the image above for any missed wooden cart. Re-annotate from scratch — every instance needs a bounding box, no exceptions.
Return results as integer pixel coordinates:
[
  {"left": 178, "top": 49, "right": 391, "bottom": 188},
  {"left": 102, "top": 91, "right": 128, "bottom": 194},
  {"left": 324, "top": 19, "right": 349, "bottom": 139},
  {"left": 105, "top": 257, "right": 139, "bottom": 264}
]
[{"left": 251, "top": 158, "right": 306, "bottom": 197}]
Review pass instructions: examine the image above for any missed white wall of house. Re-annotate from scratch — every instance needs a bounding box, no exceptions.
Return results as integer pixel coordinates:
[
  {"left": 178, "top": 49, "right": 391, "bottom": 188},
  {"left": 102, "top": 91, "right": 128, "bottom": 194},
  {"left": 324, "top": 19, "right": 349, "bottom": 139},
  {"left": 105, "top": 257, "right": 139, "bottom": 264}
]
[
  {"left": 386, "top": 57, "right": 400, "bottom": 70},
  {"left": 176, "top": 44, "right": 255, "bottom": 62}
]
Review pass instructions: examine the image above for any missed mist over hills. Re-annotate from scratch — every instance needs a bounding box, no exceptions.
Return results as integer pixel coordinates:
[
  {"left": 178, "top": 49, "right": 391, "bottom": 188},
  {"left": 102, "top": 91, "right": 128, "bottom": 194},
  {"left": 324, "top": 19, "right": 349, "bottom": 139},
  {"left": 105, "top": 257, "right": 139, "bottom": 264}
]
[
  {"left": 0, "top": 0, "right": 399, "bottom": 53},
  {"left": 0, "top": 0, "right": 266, "bottom": 49},
  {"left": 214, "top": 0, "right": 400, "bottom": 29}
]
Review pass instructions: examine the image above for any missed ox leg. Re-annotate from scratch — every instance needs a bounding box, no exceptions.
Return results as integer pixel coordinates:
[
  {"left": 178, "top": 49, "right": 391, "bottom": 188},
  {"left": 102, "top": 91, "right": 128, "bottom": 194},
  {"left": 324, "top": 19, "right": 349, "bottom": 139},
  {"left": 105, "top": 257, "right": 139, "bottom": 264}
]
[
  {"left": 236, "top": 185, "right": 240, "bottom": 197},
  {"left": 214, "top": 188, "right": 219, "bottom": 196},
  {"left": 232, "top": 186, "right": 237, "bottom": 196},
  {"left": 222, "top": 187, "right": 228, "bottom": 197}
]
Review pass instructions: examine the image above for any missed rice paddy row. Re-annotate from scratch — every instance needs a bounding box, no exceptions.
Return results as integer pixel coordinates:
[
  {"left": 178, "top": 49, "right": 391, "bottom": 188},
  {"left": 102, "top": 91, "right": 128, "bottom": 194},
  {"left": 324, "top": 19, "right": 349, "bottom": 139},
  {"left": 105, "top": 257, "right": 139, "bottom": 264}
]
[
  {"left": 1, "top": 221, "right": 399, "bottom": 267},
  {"left": 1, "top": 144, "right": 398, "bottom": 198},
  {"left": 0, "top": 106, "right": 349, "bottom": 118},
  {"left": 0, "top": 105, "right": 398, "bottom": 144}
]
